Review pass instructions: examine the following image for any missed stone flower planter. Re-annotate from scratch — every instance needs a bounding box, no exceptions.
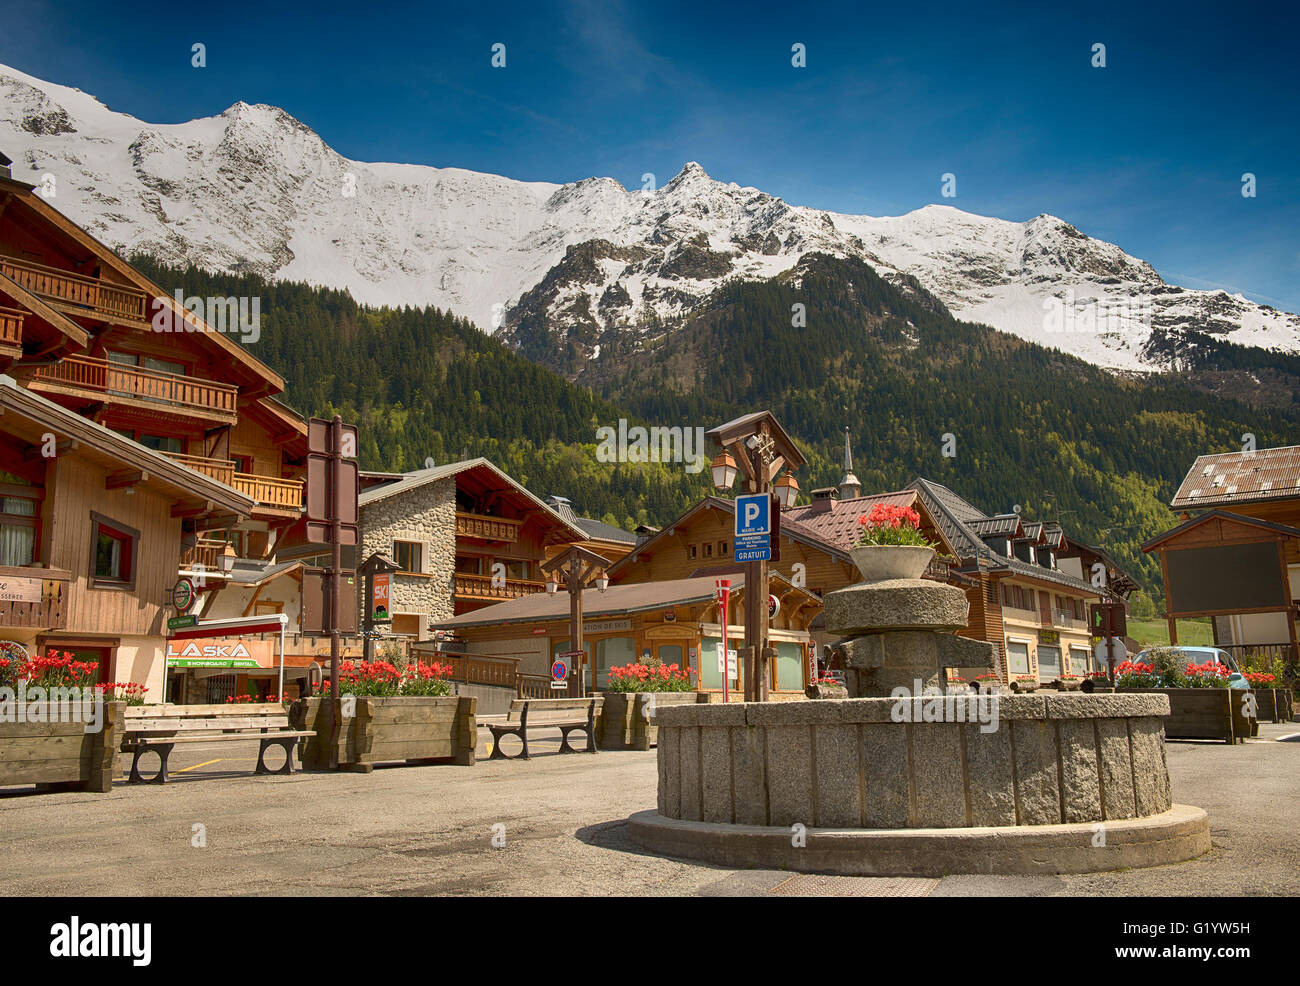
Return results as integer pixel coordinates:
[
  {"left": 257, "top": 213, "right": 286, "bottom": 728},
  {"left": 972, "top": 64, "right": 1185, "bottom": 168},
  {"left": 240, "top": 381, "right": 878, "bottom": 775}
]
[
  {"left": 598, "top": 691, "right": 704, "bottom": 750},
  {"left": 848, "top": 545, "right": 934, "bottom": 583},
  {"left": 291, "top": 695, "right": 476, "bottom": 771},
  {"left": 0, "top": 701, "right": 124, "bottom": 793}
]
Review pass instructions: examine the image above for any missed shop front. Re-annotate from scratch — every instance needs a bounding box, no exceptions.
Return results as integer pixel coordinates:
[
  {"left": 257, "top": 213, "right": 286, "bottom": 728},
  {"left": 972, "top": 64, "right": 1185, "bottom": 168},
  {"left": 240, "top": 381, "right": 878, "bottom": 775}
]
[
  {"left": 431, "top": 572, "right": 821, "bottom": 699},
  {"left": 165, "top": 614, "right": 298, "bottom": 703}
]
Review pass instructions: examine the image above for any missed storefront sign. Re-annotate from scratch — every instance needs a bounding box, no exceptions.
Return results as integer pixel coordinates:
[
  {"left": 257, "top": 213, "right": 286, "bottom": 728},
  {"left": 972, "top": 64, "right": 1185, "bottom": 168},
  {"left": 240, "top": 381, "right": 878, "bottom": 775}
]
[
  {"left": 171, "top": 578, "right": 197, "bottom": 613},
  {"left": 167, "top": 614, "right": 198, "bottom": 631},
  {"left": 166, "top": 639, "right": 273, "bottom": 668},
  {"left": 371, "top": 571, "right": 391, "bottom": 622},
  {"left": 0, "top": 577, "right": 41, "bottom": 604},
  {"left": 583, "top": 618, "right": 631, "bottom": 635},
  {"left": 167, "top": 657, "right": 260, "bottom": 669},
  {"left": 1038, "top": 629, "right": 1060, "bottom": 645}
]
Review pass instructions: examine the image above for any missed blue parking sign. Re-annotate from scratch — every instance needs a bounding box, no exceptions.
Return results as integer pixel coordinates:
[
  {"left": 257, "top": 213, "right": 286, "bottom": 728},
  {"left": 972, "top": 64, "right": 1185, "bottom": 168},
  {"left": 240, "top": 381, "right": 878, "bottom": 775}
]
[{"left": 735, "top": 494, "right": 770, "bottom": 537}]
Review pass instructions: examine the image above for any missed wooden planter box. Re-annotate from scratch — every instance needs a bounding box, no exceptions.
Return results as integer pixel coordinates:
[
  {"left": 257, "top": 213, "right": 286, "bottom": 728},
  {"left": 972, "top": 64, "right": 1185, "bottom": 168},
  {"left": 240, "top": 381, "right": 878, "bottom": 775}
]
[
  {"left": 1252, "top": 689, "right": 1287, "bottom": 724},
  {"left": 1123, "top": 688, "right": 1254, "bottom": 744},
  {"left": 598, "top": 692, "right": 704, "bottom": 751},
  {"left": 1279, "top": 689, "right": 1295, "bottom": 722},
  {"left": 291, "top": 695, "right": 476, "bottom": 772},
  {"left": 0, "top": 701, "right": 124, "bottom": 792}
]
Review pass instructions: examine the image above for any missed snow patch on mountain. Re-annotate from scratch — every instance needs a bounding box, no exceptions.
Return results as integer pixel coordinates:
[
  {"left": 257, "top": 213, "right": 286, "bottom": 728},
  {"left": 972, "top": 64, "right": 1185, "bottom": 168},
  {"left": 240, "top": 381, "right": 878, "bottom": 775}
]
[{"left": 2, "top": 61, "right": 1296, "bottom": 374}]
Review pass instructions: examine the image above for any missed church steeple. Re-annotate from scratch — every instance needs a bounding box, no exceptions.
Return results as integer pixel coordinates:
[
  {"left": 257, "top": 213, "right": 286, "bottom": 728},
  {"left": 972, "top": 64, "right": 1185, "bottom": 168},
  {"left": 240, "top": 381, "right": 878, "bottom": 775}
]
[{"left": 838, "top": 426, "right": 861, "bottom": 500}]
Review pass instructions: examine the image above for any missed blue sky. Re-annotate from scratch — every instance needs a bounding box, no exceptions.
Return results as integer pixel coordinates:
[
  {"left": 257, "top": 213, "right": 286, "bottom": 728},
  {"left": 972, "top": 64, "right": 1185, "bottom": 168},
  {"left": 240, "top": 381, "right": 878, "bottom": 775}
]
[{"left": 5, "top": 0, "right": 1298, "bottom": 310}]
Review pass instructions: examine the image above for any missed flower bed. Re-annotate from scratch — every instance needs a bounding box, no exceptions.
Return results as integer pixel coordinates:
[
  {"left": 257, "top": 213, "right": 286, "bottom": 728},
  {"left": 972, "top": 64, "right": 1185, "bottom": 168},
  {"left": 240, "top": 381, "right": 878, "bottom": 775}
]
[
  {"left": 291, "top": 660, "right": 471, "bottom": 770},
  {"left": 1120, "top": 687, "right": 1255, "bottom": 744},
  {"left": 605, "top": 660, "right": 696, "bottom": 693}
]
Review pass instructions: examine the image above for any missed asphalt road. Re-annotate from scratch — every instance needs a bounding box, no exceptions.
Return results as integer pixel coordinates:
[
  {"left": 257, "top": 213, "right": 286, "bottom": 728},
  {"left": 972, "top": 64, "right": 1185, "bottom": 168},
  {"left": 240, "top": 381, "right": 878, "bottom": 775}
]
[{"left": 0, "top": 723, "right": 1295, "bottom": 896}]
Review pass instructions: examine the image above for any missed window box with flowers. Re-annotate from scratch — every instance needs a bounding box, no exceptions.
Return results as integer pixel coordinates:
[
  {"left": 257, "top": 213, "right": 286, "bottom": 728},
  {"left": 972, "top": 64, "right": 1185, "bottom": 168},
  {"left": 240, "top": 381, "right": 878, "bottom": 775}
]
[
  {"left": 598, "top": 660, "right": 704, "bottom": 750},
  {"left": 850, "top": 504, "right": 934, "bottom": 582},
  {"left": 290, "top": 659, "right": 476, "bottom": 771},
  {"left": 1009, "top": 674, "right": 1039, "bottom": 693},
  {"left": 0, "top": 648, "right": 125, "bottom": 793},
  {"left": 974, "top": 673, "right": 1003, "bottom": 695}
]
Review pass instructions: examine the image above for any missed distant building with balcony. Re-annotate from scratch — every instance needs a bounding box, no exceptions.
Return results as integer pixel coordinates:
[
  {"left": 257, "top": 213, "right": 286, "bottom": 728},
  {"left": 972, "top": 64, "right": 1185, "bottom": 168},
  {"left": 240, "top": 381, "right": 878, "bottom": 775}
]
[{"left": 354, "top": 459, "right": 588, "bottom": 638}]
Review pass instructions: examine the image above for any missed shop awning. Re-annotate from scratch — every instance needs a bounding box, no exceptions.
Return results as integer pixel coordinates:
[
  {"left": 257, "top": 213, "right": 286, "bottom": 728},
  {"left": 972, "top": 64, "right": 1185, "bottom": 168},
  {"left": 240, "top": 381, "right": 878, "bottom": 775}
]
[{"left": 168, "top": 614, "right": 289, "bottom": 639}]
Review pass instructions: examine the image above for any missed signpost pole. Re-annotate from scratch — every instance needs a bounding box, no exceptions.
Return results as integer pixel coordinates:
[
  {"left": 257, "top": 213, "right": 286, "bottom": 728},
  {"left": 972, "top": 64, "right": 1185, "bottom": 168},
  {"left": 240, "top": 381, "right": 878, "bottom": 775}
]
[
  {"left": 571, "top": 559, "right": 585, "bottom": 698},
  {"left": 716, "top": 579, "right": 731, "bottom": 703}
]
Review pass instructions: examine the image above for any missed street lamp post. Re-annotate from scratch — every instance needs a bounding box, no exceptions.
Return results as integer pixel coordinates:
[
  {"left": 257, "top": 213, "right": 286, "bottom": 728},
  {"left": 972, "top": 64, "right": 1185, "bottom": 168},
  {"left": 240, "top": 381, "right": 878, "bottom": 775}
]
[
  {"left": 705, "top": 412, "right": 807, "bottom": 703},
  {"left": 542, "top": 545, "right": 613, "bottom": 696}
]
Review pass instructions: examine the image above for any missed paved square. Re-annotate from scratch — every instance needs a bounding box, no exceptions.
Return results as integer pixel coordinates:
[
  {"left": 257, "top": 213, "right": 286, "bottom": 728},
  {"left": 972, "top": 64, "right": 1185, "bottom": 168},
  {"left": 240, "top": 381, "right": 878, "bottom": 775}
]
[{"left": 0, "top": 724, "right": 1295, "bottom": 896}]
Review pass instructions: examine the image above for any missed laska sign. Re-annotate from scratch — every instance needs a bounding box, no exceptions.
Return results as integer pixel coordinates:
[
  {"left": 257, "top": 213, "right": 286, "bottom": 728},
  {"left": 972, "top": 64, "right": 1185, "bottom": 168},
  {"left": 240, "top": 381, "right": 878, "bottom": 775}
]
[{"left": 166, "top": 639, "right": 271, "bottom": 668}]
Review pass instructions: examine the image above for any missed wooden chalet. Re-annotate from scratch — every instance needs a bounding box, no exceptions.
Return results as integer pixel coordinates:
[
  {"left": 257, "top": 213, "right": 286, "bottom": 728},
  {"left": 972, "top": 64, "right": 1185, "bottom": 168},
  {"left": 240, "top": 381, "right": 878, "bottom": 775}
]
[
  {"left": 1144, "top": 445, "right": 1300, "bottom": 667},
  {"left": 0, "top": 151, "right": 312, "bottom": 698}
]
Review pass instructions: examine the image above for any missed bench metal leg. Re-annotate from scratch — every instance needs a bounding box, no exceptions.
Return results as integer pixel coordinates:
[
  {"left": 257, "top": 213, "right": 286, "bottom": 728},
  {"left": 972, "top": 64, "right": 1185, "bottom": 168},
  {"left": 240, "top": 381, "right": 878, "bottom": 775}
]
[
  {"left": 559, "top": 726, "right": 582, "bottom": 754},
  {"left": 256, "top": 738, "right": 297, "bottom": 776},
  {"left": 128, "top": 744, "right": 174, "bottom": 784},
  {"left": 488, "top": 727, "right": 528, "bottom": 760}
]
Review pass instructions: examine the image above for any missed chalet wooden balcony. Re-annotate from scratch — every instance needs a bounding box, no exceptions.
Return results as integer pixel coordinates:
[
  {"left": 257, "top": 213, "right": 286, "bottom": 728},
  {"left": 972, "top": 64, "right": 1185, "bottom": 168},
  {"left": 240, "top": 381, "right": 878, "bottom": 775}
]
[
  {"left": 32, "top": 354, "right": 238, "bottom": 418},
  {"left": 453, "top": 572, "right": 545, "bottom": 602},
  {"left": 0, "top": 306, "right": 24, "bottom": 348},
  {"left": 0, "top": 565, "right": 70, "bottom": 629},
  {"left": 1, "top": 257, "right": 149, "bottom": 323},
  {"left": 233, "top": 473, "right": 304, "bottom": 510},
  {"left": 163, "top": 453, "right": 303, "bottom": 510},
  {"left": 455, "top": 511, "right": 522, "bottom": 542},
  {"left": 179, "top": 538, "right": 228, "bottom": 574}
]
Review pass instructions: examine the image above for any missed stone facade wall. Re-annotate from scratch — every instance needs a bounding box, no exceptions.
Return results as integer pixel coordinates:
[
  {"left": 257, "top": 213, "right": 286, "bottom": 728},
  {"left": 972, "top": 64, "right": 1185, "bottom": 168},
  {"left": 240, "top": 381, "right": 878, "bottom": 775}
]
[
  {"left": 359, "top": 477, "right": 456, "bottom": 638},
  {"left": 654, "top": 693, "right": 1173, "bottom": 829}
]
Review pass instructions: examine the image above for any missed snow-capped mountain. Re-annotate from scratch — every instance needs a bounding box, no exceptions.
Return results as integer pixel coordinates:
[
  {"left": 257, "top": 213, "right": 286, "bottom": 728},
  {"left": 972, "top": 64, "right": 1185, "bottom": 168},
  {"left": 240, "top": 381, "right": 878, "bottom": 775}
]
[{"left": 2, "top": 61, "right": 1296, "bottom": 374}]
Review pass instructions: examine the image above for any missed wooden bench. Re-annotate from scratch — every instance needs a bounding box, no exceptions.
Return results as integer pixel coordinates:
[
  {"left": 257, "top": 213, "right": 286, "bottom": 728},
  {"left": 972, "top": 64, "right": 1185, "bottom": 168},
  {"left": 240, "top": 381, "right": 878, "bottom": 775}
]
[
  {"left": 121, "top": 704, "right": 315, "bottom": 783},
  {"left": 487, "top": 697, "right": 602, "bottom": 760}
]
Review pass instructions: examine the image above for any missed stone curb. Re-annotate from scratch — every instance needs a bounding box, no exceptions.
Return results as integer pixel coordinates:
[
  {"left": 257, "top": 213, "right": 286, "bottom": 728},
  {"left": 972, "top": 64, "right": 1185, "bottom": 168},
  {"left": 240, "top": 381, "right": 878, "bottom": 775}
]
[{"left": 626, "top": 804, "right": 1211, "bottom": 877}]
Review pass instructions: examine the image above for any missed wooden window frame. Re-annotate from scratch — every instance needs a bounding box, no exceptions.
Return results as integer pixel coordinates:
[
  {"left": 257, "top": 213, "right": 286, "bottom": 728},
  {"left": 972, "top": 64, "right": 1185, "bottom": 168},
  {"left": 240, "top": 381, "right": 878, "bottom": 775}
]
[
  {"left": 393, "top": 539, "right": 423, "bottom": 575},
  {"left": 0, "top": 482, "right": 44, "bottom": 567},
  {"left": 89, "top": 512, "right": 140, "bottom": 591}
]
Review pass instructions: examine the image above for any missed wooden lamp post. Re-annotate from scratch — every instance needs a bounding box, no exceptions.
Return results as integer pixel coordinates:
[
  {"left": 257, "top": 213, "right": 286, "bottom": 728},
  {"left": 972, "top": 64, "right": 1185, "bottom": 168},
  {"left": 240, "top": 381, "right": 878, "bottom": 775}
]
[
  {"left": 705, "top": 411, "right": 807, "bottom": 702},
  {"left": 542, "top": 545, "right": 613, "bottom": 696}
]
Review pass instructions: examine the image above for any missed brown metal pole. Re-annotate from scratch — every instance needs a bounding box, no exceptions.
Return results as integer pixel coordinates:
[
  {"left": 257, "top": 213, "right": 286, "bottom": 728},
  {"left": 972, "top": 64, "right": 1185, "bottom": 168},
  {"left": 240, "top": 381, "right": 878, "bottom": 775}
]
[
  {"left": 328, "top": 416, "right": 343, "bottom": 768},
  {"left": 570, "top": 560, "right": 584, "bottom": 697}
]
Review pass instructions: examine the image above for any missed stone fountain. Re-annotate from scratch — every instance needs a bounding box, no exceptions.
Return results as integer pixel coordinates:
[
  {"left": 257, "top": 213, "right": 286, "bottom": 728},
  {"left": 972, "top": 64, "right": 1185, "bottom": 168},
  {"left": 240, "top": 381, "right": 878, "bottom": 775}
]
[{"left": 627, "top": 568, "right": 1210, "bottom": 876}]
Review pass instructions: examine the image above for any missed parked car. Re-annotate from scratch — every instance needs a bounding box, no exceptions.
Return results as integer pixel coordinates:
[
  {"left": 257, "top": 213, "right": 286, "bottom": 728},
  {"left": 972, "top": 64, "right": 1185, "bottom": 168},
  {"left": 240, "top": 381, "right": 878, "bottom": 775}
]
[{"left": 1134, "top": 646, "right": 1248, "bottom": 687}]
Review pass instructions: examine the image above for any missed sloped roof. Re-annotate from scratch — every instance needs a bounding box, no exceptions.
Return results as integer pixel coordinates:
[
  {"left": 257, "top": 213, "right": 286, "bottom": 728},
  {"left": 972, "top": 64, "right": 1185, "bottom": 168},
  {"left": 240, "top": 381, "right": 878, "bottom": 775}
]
[
  {"left": 907, "top": 477, "right": 1105, "bottom": 593},
  {"left": 1171, "top": 445, "right": 1300, "bottom": 509},
  {"left": 545, "top": 496, "right": 636, "bottom": 544},
  {"left": 782, "top": 490, "right": 926, "bottom": 553},
  {"left": 432, "top": 570, "right": 817, "bottom": 630},
  {"left": 1141, "top": 509, "right": 1300, "bottom": 552},
  {"left": 358, "top": 458, "right": 586, "bottom": 541},
  {"left": 969, "top": 515, "right": 1021, "bottom": 537}
]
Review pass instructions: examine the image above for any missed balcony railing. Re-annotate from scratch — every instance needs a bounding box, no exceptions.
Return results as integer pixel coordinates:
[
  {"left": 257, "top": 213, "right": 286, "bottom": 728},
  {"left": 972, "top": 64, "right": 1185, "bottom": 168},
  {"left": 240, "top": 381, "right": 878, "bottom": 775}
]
[
  {"left": 453, "top": 572, "right": 545, "bottom": 601},
  {"left": 1, "top": 257, "right": 149, "bottom": 322},
  {"left": 167, "top": 452, "right": 236, "bottom": 486},
  {"left": 0, "top": 306, "right": 24, "bottom": 347},
  {"left": 33, "top": 354, "right": 238, "bottom": 416},
  {"left": 180, "top": 538, "right": 228, "bottom": 574},
  {"left": 0, "top": 566, "right": 70, "bottom": 629},
  {"left": 455, "top": 511, "right": 522, "bottom": 542},
  {"left": 232, "top": 473, "right": 303, "bottom": 510},
  {"left": 162, "top": 453, "right": 303, "bottom": 510}
]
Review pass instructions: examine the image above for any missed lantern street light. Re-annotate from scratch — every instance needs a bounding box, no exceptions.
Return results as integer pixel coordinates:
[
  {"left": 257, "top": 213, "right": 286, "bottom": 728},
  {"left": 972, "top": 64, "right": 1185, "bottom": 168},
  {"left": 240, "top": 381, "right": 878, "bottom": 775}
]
[
  {"left": 773, "top": 472, "right": 800, "bottom": 510},
  {"left": 705, "top": 411, "right": 808, "bottom": 702},
  {"left": 711, "top": 450, "right": 738, "bottom": 492},
  {"left": 595, "top": 571, "right": 610, "bottom": 592}
]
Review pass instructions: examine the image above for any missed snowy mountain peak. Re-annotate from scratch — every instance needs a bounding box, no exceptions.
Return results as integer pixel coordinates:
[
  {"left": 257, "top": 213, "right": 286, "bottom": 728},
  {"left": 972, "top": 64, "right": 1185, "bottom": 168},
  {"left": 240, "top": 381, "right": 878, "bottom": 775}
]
[{"left": 0, "top": 60, "right": 1295, "bottom": 374}]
